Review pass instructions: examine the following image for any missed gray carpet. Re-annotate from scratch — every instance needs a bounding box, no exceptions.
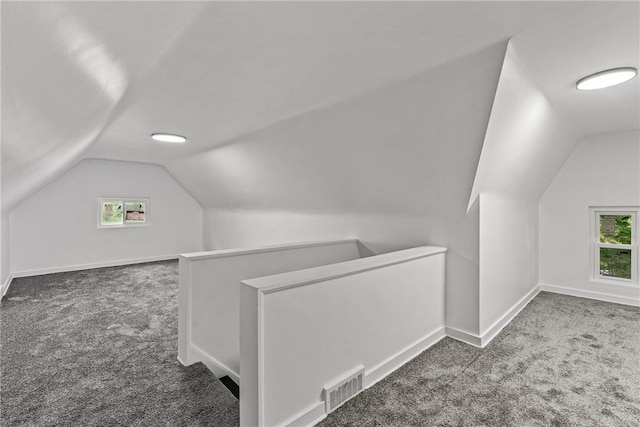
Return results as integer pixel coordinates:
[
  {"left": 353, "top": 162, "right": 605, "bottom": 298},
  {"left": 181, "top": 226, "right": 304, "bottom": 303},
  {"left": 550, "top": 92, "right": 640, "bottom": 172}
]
[
  {"left": 319, "top": 292, "right": 640, "bottom": 427},
  {"left": 0, "top": 261, "right": 239, "bottom": 426},
  {"left": 2, "top": 263, "right": 639, "bottom": 427}
]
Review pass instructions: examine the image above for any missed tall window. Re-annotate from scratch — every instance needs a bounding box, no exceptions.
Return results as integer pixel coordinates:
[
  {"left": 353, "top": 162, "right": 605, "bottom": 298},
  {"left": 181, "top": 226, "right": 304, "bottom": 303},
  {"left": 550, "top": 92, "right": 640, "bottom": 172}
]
[
  {"left": 99, "top": 198, "right": 149, "bottom": 227},
  {"left": 592, "top": 207, "right": 638, "bottom": 284}
]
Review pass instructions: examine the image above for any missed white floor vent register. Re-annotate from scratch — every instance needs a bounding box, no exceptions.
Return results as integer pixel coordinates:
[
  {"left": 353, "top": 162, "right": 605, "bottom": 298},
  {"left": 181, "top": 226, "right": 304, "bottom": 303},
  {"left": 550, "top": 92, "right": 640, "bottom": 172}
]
[{"left": 323, "top": 366, "right": 365, "bottom": 414}]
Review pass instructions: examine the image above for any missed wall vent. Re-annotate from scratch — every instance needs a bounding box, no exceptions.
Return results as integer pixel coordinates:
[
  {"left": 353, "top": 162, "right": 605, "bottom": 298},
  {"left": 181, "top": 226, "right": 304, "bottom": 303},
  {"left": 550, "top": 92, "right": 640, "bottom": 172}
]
[{"left": 323, "top": 366, "right": 365, "bottom": 414}]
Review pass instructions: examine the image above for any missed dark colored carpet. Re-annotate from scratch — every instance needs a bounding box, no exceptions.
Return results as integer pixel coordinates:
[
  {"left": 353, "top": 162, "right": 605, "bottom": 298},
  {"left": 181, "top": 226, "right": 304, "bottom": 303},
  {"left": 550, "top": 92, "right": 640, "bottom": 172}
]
[
  {"left": 0, "top": 261, "right": 239, "bottom": 426},
  {"left": 2, "top": 262, "right": 638, "bottom": 427},
  {"left": 319, "top": 292, "right": 640, "bottom": 427}
]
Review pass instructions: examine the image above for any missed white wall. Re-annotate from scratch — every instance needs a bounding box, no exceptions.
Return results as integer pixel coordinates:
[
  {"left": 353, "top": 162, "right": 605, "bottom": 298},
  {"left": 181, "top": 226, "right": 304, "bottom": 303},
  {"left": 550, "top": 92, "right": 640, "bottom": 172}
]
[
  {"left": 471, "top": 41, "right": 579, "bottom": 339},
  {"left": 240, "top": 247, "right": 446, "bottom": 427},
  {"left": 479, "top": 194, "right": 539, "bottom": 336},
  {"left": 203, "top": 208, "right": 480, "bottom": 336},
  {"left": 539, "top": 131, "right": 640, "bottom": 305},
  {"left": 469, "top": 41, "right": 579, "bottom": 205},
  {"left": 171, "top": 43, "right": 508, "bottom": 336},
  {"left": 9, "top": 159, "right": 203, "bottom": 275},
  {"left": 178, "top": 239, "right": 361, "bottom": 382},
  {"left": 1, "top": 211, "right": 10, "bottom": 293}
]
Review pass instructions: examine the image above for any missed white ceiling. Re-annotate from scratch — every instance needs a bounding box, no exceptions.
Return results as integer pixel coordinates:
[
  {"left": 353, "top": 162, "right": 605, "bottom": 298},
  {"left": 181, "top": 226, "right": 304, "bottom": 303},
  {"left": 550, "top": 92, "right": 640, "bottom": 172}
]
[
  {"left": 511, "top": 2, "right": 639, "bottom": 136},
  {"left": 2, "top": 1, "right": 638, "bottom": 212}
]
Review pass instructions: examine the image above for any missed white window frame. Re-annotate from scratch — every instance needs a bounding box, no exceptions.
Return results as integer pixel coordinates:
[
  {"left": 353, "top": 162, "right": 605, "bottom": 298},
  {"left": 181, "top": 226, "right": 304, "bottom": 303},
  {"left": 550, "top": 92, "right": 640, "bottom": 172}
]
[
  {"left": 590, "top": 206, "right": 638, "bottom": 286},
  {"left": 98, "top": 198, "right": 150, "bottom": 228}
]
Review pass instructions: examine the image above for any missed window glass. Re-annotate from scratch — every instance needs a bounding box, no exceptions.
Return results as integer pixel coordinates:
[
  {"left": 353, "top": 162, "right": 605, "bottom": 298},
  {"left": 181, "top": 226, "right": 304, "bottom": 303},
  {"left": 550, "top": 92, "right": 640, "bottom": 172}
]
[
  {"left": 101, "top": 201, "right": 123, "bottom": 225},
  {"left": 125, "top": 201, "right": 146, "bottom": 223},
  {"left": 599, "top": 215, "right": 632, "bottom": 244},
  {"left": 99, "top": 198, "right": 148, "bottom": 228},
  {"left": 599, "top": 247, "right": 632, "bottom": 279},
  {"left": 593, "top": 210, "right": 636, "bottom": 282}
]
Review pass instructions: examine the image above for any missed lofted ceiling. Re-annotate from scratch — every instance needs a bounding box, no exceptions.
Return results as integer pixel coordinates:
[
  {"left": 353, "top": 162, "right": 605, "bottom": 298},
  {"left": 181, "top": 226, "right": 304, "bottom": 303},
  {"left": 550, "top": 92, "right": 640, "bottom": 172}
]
[
  {"left": 511, "top": 2, "right": 639, "bottom": 137},
  {"left": 2, "top": 1, "right": 638, "bottom": 213}
]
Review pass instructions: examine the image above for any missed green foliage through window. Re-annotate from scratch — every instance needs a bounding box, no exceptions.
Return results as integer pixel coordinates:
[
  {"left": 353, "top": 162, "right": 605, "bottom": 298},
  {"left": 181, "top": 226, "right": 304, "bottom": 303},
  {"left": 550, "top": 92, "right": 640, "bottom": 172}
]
[
  {"left": 102, "top": 201, "right": 123, "bottom": 225},
  {"left": 600, "top": 215, "right": 632, "bottom": 244},
  {"left": 599, "top": 247, "right": 632, "bottom": 279},
  {"left": 597, "top": 214, "right": 633, "bottom": 280},
  {"left": 100, "top": 199, "right": 148, "bottom": 227}
]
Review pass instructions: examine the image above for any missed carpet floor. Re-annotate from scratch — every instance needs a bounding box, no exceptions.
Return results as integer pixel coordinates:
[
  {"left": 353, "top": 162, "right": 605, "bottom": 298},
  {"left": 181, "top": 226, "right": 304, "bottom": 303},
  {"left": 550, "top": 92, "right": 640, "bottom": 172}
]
[
  {"left": 0, "top": 261, "right": 239, "bottom": 426},
  {"left": 2, "top": 261, "right": 638, "bottom": 426},
  {"left": 318, "top": 292, "right": 640, "bottom": 427}
]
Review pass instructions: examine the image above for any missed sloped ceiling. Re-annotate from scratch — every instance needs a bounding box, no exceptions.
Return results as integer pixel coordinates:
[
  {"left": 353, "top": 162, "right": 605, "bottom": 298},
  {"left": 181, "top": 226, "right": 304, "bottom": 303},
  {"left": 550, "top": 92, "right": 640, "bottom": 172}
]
[
  {"left": 1, "top": 1, "right": 208, "bottom": 210},
  {"left": 2, "top": 1, "right": 638, "bottom": 214},
  {"left": 167, "top": 42, "right": 507, "bottom": 214},
  {"left": 468, "top": 1, "right": 639, "bottom": 208},
  {"left": 513, "top": 2, "right": 639, "bottom": 137}
]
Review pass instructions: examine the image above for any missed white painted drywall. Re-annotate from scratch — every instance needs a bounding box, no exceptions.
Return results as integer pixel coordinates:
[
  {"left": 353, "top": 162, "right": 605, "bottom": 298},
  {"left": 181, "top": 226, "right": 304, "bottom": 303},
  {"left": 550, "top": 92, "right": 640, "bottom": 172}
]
[
  {"left": 203, "top": 208, "right": 480, "bottom": 336},
  {"left": 240, "top": 247, "right": 446, "bottom": 427},
  {"left": 178, "top": 239, "right": 361, "bottom": 379},
  {"left": 1, "top": 1, "right": 208, "bottom": 213},
  {"left": 469, "top": 42, "right": 579, "bottom": 208},
  {"left": 9, "top": 159, "right": 203, "bottom": 275},
  {"left": 173, "top": 43, "right": 507, "bottom": 336},
  {"left": 1, "top": 211, "right": 10, "bottom": 292},
  {"left": 479, "top": 193, "right": 539, "bottom": 334},
  {"left": 539, "top": 131, "right": 640, "bottom": 304},
  {"left": 471, "top": 41, "right": 579, "bottom": 334}
]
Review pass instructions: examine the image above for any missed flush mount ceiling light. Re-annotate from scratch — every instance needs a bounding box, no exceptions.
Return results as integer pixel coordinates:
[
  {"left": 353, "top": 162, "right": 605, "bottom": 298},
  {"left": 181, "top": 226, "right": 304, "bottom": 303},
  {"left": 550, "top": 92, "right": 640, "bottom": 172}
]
[
  {"left": 576, "top": 67, "right": 637, "bottom": 90},
  {"left": 151, "top": 133, "right": 187, "bottom": 143}
]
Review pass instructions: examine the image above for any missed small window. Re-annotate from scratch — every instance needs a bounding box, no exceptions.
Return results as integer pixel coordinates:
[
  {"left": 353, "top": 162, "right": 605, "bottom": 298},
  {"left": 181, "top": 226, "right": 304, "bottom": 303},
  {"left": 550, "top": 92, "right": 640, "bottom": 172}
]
[
  {"left": 101, "top": 200, "right": 123, "bottom": 225},
  {"left": 125, "top": 201, "right": 146, "bottom": 223},
  {"left": 99, "top": 198, "right": 149, "bottom": 227},
  {"left": 591, "top": 208, "right": 638, "bottom": 284}
]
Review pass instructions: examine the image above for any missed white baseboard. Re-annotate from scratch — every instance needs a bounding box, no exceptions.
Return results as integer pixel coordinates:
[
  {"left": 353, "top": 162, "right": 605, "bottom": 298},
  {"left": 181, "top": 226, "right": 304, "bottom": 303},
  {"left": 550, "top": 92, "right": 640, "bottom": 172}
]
[
  {"left": 540, "top": 283, "right": 640, "bottom": 307},
  {"left": 279, "top": 328, "right": 446, "bottom": 427},
  {"left": 366, "top": 326, "right": 446, "bottom": 388},
  {"left": 1, "top": 274, "right": 14, "bottom": 299},
  {"left": 283, "top": 402, "right": 326, "bottom": 427},
  {"left": 187, "top": 343, "right": 240, "bottom": 384},
  {"left": 479, "top": 285, "right": 540, "bottom": 347},
  {"left": 286, "top": 327, "right": 447, "bottom": 427},
  {"left": 10, "top": 255, "right": 179, "bottom": 280},
  {"left": 445, "top": 286, "right": 540, "bottom": 348},
  {"left": 445, "top": 326, "right": 482, "bottom": 347}
]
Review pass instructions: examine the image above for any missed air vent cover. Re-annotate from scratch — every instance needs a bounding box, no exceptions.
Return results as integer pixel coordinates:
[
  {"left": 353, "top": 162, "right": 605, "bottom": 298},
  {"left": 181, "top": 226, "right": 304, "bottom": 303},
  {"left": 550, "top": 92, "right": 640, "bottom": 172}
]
[{"left": 323, "top": 366, "right": 365, "bottom": 414}]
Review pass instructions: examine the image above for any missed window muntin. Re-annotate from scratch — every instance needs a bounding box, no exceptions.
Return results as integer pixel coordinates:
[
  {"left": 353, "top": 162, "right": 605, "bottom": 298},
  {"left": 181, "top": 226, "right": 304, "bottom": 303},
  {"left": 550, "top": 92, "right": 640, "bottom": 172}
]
[
  {"left": 99, "top": 198, "right": 149, "bottom": 228},
  {"left": 591, "top": 208, "right": 637, "bottom": 284}
]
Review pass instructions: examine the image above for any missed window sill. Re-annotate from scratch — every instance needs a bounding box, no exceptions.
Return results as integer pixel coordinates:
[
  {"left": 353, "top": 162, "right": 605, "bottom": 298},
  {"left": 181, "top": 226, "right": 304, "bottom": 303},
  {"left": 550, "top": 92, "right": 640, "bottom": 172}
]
[
  {"left": 98, "top": 223, "right": 150, "bottom": 229},
  {"left": 589, "top": 277, "right": 638, "bottom": 288}
]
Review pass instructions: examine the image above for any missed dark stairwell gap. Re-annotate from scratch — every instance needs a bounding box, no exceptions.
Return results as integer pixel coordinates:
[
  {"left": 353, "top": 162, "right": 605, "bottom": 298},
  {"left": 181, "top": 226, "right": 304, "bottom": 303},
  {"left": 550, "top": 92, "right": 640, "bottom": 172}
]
[{"left": 219, "top": 376, "right": 239, "bottom": 399}]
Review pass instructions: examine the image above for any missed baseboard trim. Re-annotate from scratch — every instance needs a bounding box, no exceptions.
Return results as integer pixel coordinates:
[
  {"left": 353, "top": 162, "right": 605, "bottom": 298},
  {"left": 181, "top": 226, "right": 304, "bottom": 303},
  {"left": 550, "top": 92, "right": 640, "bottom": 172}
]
[
  {"left": 283, "top": 402, "right": 326, "bottom": 427},
  {"left": 10, "top": 255, "right": 179, "bottom": 280},
  {"left": 188, "top": 343, "right": 240, "bottom": 384},
  {"left": 540, "top": 283, "right": 640, "bottom": 307},
  {"left": 366, "top": 326, "right": 446, "bottom": 388},
  {"left": 479, "top": 285, "right": 540, "bottom": 347},
  {"left": 1, "top": 274, "right": 14, "bottom": 299},
  {"left": 282, "top": 327, "right": 447, "bottom": 427},
  {"left": 445, "top": 326, "right": 482, "bottom": 347}
]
